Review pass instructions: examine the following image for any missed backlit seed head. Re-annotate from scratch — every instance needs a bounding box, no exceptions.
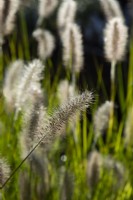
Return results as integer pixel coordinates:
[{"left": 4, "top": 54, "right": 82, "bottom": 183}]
[
  {"left": 87, "top": 151, "right": 102, "bottom": 188},
  {"left": 93, "top": 101, "right": 113, "bottom": 140},
  {"left": 57, "top": 0, "right": 77, "bottom": 31},
  {"left": 62, "top": 23, "right": 84, "bottom": 73},
  {"left": 104, "top": 17, "right": 128, "bottom": 62},
  {"left": 99, "top": 0, "right": 124, "bottom": 21},
  {"left": 0, "top": 158, "right": 10, "bottom": 186},
  {"left": 33, "top": 29, "right": 55, "bottom": 60}
]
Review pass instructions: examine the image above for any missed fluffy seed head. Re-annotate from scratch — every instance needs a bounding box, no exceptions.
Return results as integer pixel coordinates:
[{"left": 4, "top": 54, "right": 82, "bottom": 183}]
[
  {"left": 104, "top": 17, "right": 128, "bottom": 62},
  {"left": 33, "top": 29, "right": 55, "bottom": 60},
  {"left": 87, "top": 151, "right": 102, "bottom": 188},
  {"left": 57, "top": 80, "right": 76, "bottom": 104},
  {"left": 35, "top": 91, "right": 93, "bottom": 147},
  {"left": 0, "top": 158, "right": 10, "bottom": 186},
  {"left": 4, "top": 0, "right": 20, "bottom": 35},
  {"left": 62, "top": 23, "right": 84, "bottom": 73},
  {"left": 93, "top": 101, "right": 113, "bottom": 140},
  {"left": 38, "top": 0, "right": 58, "bottom": 19},
  {"left": 99, "top": 0, "right": 124, "bottom": 20},
  {"left": 0, "top": 0, "right": 20, "bottom": 44},
  {"left": 20, "top": 99, "right": 46, "bottom": 158},
  {"left": 57, "top": 0, "right": 77, "bottom": 31},
  {"left": 15, "top": 59, "right": 44, "bottom": 112},
  {"left": 3, "top": 60, "right": 24, "bottom": 110}
]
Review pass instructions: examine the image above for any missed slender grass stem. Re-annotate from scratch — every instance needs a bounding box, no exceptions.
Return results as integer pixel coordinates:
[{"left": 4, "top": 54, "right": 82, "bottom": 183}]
[{"left": 107, "top": 61, "right": 116, "bottom": 142}]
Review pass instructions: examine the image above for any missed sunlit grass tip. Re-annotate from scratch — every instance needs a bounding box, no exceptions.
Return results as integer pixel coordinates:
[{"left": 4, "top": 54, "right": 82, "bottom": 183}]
[
  {"left": 62, "top": 23, "right": 84, "bottom": 73},
  {"left": 57, "top": 0, "right": 77, "bottom": 32},
  {"left": 99, "top": 0, "right": 124, "bottom": 21},
  {"left": 38, "top": 0, "right": 59, "bottom": 25},
  {"left": 3, "top": 60, "right": 24, "bottom": 111},
  {"left": 93, "top": 101, "right": 113, "bottom": 141},
  {"left": 33, "top": 29, "right": 55, "bottom": 61},
  {"left": 15, "top": 59, "right": 45, "bottom": 113},
  {"left": 34, "top": 91, "right": 93, "bottom": 147},
  {"left": 104, "top": 17, "right": 128, "bottom": 63},
  {"left": 0, "top": 158, "right": 10, "bottom": 187},
  {"left": 57, "top": 80, "right": 76, "bottom": 104}
]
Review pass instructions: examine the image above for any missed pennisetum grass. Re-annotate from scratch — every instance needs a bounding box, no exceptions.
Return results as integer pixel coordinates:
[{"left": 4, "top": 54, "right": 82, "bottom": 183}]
[
  {"left": 99, "top": 0, "right": 124, "bottom": 21},
  {"left": 0, "top": 0, "right": 133, "bottom": 198},
  {"left": 0, "top": 91, "right": 93, "bottom": 189},
  {"left": 32, "top": 29, "right": 55, "bottom": 61},
  {"left": 104, "top": 17, "right": 128, "bottom": 138},
  {"left": 57, "top": 0, "right": 77, "bottom": 35},
  {"left": 37, "top": 0, "right": 59, "bottom": 26}
]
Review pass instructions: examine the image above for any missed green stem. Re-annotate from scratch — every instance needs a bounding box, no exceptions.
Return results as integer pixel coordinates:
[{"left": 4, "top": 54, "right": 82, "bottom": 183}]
[{"left": 107, "top": 61, "right": 116, "bottom": 142}]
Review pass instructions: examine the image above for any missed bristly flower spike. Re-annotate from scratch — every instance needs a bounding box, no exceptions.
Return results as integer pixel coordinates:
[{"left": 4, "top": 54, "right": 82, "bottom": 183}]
[
  {"left": 57, "top": 80, "right": 76, "bottom": 104},
  {"left": 104, "top": 17, "right": 128, "bottom": 65},
  {"left": 15, "top": 59, "right": 45, "bottom": 113},
  {"left": 87, "top": 151, "right": 102, "bottom": 189},
  {"left": 36, "top": 91, "right": 93, "bottom": 146},
  {"left": 0, "top": 91, "right": 93, "bottom": 188},
  {"left": 57, "top": 0, "right": 77, "bottom": 33},
  {"left": 3, "top": 60, "right": 24, "bottom": 110},
  {"left": 38, "top": 0, "right": 59, "bottom": 25},
  {"left": 0, "top": 0, "right": 20, "bottom": 46},
  {"left": 0, "top": 158, "right": 10, "bottom": 187},
  {"left": 99, "top": 0, "right": 124, "bottom": 21},
  {"left": 104, "top": 17, "right": 128, "bottom": 134},
  {"left": 33, "top": 29, "right": 55, "bottom": 61},
  {"left": 93, "top": 101, "right": 113, "bottom": 143},
  {"left": 62, "top": 23, "right": 84, "bottom": 74}
]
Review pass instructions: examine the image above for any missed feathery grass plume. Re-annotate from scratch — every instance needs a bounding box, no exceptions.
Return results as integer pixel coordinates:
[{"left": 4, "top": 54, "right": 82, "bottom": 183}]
[
  {"left": 33, "top": 29, "right": 55, "bottom": 61},
  {"left": 0, "top": 158, "right": 10, "bottom": 186},
  {"left": 57, "top": 80, "right": 76, "bottom": 104},
  {"left": 93, "top": 101, "right": 113, "bottom": 141},
  {"left": 3, "top": 60, "right": 24, "bottom": 110},
  {"left": 20, "top": 97, "right": 46, "bottom": 159},
  {"left": 35, "top": 91, "right": 93, "bottom": 146},
  {"left": 15, "top": 59, "right": 44, "bottom": 112},
  {"left": 87, "top": 151, "right": 102, "bottom": 188},
  {"left": 0, "top": 0, "right": 20, "bottom": 45},
  {"left": 57, "top": 0, "right": 77, "bottom": 32},
  {"left": 104, "top": 17, "right": 128, "bottom": 64},
  {"left": 4, "top": 0, "right": 20, "bottom": 35},
  {"left": 99, "top": 0, "right": 124, "bottom": 21},
  {"left": 62, "top": 23, "right": 84, "bottom": 73},
  {"left": 104, "top": 17, "right": 128, "bottom": 136},
  {"left": 38, "top": 0, "right": 58, "bottom": 25},
  {"left": 124, "top": 106, "right": 133, "bottom": 146},
  {"left": 2, "top": 91, "right": 93, "bottom": 188}
]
